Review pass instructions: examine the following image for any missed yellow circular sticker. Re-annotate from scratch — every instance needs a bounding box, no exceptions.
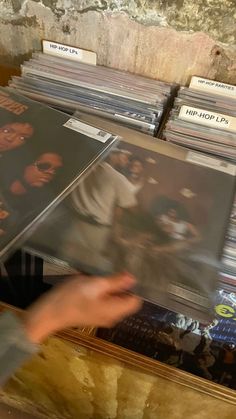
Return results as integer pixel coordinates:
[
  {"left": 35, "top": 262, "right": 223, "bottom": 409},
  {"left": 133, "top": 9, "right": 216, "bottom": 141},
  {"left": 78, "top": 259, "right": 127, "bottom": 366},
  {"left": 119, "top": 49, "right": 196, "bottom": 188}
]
[{"left": 215, "top": 304, "right": 235, "bottom": 318}]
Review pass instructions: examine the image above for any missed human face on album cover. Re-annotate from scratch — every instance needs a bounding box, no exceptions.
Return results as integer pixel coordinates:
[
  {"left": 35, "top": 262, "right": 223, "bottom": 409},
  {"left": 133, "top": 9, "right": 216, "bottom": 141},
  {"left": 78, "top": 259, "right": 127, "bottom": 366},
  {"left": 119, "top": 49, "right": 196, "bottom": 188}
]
[
  {"left": 0, "top": 122, "right": 34, "bottom": 152},
  {"left": 24, "top": 153, "right": 63, "bottom": 188}
]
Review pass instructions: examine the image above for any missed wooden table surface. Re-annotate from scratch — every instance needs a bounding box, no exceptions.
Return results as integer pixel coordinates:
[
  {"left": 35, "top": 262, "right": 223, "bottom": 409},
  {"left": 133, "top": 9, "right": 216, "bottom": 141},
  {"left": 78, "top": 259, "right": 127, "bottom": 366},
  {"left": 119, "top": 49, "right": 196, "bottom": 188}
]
[{"left": 0, "top": 402, "right": 39, "bottom": 419}]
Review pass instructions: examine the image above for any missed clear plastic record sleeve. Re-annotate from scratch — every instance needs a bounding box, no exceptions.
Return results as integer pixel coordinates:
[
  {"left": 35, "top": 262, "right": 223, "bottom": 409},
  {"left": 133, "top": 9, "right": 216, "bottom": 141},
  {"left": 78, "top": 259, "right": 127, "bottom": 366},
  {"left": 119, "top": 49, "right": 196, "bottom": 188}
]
[
  {"left": 175, "top": 89, "right": 236, "bottom": 116},
  {"left": 0, "top": 88, "right": 118, "bottom": 262},
  {"left": 165, "top": 118, "right": 236, "bottom": 147},
  {"left": 20, "top": 60, "right": 165, "bottom": 105},
  {"left": 9, "top": 75, "right": 161, "bottom": 135},
  {"left": 163, "top": 131, "right": 236, "bottom": 160},
  {"left": 26, "top": 113, "right": 236, "bottom": 322},
  {"left": 28, "top": 52, "right": 174, "bottom": 102},
  {"left": 8, "top": 51, "right": 176, "bottom": 136}
]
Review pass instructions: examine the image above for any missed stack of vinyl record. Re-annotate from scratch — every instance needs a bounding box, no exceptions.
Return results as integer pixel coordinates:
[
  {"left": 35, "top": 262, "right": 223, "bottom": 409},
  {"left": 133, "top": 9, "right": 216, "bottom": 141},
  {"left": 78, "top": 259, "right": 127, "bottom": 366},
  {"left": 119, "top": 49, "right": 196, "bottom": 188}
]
[
  {"left": 162, "top": 77, "right": 236, "bottom": 162},
  {"left": 163, "top": 76, "right": 236, "bottom": 292},
  {"left": 8, "top": 52, "right": 176, "bottom": 136},
  {"left": 220, "top": 199, "right": 236, "bottom": 292}
]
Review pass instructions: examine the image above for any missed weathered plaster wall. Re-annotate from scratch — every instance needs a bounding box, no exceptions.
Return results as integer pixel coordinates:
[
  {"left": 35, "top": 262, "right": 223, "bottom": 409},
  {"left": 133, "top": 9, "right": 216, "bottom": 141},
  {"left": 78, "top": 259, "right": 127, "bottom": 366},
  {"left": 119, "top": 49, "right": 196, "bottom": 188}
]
[{"left": 0, "top": 0, "right": 236, "bottom": 84}]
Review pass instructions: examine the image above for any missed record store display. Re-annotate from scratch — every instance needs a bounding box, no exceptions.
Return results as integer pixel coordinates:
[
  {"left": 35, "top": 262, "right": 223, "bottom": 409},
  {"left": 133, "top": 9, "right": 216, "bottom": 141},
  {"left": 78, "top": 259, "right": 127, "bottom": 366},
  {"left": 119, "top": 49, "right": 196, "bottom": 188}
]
[
  {"left": 2, "top": 66, "right": 236, "bottom": 324},
  {"left": 162, "top": 76, "right": 236, "bottom": 295},
  {"left": 8, "top": 52, "right": 176, "bottom": 136},
  {"left": 0, "top": 53, "right": 236, "bottom": 419},
  {"left": 0, "top": 86, "right": 117, "bottom": 262},
  {"left": 26, "top": 114, "right": 236, "bottom": 322}
]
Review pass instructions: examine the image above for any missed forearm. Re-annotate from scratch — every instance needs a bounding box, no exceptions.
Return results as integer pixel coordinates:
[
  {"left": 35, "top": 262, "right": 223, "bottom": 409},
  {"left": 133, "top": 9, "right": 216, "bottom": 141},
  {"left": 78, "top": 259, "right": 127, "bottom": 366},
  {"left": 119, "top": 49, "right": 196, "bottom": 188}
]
[{"left": 0, "top": 312, "right": 39, "bottom": 387}]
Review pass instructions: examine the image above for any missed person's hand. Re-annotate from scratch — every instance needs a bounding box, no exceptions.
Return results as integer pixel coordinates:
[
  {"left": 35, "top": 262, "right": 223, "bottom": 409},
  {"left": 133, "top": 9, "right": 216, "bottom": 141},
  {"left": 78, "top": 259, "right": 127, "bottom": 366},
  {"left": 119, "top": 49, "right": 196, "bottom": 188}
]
[{"left": 23, "top": 273, "right": 142, "bottom": 344}]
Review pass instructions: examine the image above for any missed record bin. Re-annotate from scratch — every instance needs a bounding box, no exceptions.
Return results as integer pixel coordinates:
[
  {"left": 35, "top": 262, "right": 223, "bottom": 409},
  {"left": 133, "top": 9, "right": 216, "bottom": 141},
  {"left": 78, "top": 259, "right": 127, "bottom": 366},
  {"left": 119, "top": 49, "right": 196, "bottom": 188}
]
[{"left": 0, "top": 302, "right": 235, "bottom": 419}]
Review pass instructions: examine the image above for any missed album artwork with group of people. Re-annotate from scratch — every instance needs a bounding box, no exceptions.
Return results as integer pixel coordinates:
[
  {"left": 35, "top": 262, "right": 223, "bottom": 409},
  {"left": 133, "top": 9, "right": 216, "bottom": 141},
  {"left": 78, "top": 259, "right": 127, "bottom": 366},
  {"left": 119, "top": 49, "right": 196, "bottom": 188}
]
[
  {"left": 28, "top": 130, "right": 236, "bottom": 320},
  {"left": 98, "top": 290, "right": 236, "bottom": 389},
  {"left": 0, "top": 87, "right": 117, "bottom": 261}
]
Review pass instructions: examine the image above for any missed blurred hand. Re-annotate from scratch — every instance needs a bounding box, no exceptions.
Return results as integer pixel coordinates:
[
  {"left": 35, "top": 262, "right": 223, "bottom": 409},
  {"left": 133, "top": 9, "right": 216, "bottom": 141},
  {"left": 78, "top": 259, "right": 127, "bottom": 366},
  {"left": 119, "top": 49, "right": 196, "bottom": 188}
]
[{"left": 23, "top": 273, "right": 142, "bottom": 344}]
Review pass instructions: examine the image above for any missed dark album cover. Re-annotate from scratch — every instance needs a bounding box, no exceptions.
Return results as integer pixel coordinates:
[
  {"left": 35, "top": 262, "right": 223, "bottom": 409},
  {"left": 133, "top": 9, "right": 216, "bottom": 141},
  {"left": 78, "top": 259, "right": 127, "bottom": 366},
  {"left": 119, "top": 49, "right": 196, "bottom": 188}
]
[
  {"left": 97, "top": 290, "right": 236, "bottom": 389},
  {"left": 0, "top": 88, "right": 117, "bottom": 261},
  {"left": 27, "top": 116, "right": 236, "bottom": 321}
]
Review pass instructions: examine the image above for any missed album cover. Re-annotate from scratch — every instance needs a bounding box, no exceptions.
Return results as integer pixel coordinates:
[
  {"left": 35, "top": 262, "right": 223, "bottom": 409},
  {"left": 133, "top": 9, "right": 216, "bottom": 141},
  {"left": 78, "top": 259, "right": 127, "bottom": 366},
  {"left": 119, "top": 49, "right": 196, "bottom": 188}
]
[
  {"left": 97, "top": 290, "right": 236, "bottom": 389},
  {"left": 0, "top": 88, "right": 118, "bottom": 261},
  {"left": 27, "top": 115, "right": 236, "bottom": 321}
]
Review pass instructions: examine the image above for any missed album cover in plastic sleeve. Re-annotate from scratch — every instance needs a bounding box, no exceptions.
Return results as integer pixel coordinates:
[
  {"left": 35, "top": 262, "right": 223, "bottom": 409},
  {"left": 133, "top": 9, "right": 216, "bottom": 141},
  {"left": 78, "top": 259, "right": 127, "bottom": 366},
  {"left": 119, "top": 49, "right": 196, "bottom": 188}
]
[
  {"left": 27, "top": 115, "right": 236, "bottom": 321},
  {"left": 0, "top": 88, "right": 118, "bottom": 261}
]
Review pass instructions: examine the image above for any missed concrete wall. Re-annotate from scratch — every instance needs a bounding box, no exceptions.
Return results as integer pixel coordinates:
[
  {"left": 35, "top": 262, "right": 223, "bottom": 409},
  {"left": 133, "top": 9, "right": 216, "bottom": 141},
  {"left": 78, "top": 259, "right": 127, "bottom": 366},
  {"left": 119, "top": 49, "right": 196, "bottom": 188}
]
[{"left": 0, "top": 0, "right": 236, "bottom": 85}]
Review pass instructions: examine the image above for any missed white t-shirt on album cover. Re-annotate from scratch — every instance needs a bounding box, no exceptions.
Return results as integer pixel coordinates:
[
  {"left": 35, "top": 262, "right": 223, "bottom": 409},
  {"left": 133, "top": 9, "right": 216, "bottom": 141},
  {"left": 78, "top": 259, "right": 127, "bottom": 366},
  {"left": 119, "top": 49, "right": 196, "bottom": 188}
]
[{"left": 71, "top": 162, "right": 137, "bottom": 226}]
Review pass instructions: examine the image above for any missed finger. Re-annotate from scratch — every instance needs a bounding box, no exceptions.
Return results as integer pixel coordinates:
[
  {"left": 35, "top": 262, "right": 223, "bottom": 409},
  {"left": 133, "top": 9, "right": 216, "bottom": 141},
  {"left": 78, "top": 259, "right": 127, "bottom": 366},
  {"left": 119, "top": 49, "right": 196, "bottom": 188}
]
[
  {"left": 97, "top": 272, "right": 137, "bottom": 296},
  {"left": 105, "top": 295, "right": 142, "bottom": 320}
]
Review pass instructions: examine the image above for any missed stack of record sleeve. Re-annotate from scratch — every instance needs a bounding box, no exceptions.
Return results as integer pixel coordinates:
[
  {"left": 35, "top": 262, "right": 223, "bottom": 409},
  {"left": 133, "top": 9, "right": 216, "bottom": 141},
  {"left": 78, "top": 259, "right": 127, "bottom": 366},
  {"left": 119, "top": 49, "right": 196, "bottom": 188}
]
[
  {"left": 8, "top": 52, "right": 176, "bottom": 136},
  {"left": 221, "top": 199, "right": 236, "bottom": 292},
  {"left": 163, "top": 76, "right": 236, "bottom": 162},
  {"left": 163, "top": 76, "right": 236, "bottom": 293}
]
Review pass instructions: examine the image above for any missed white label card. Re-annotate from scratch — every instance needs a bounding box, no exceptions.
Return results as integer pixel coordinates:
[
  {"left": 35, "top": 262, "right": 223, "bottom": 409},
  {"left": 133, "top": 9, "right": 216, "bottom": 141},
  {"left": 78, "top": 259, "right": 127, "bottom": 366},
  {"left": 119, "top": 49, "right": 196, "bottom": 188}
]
[
  {"left": 42, "top": 40, "right": 97, "bottom": 65},
  {"left": 186, "top": 151, "right": 236, "bottom": 175},
  {"left": 43, "top": 261, "right": 79, "bottom": 286},
  {"left": 64, "top": 118, "right": 113, "bottom": 143},
  {"left": 168, "top": 283, "right": 209, "bottom": 307},
  {"left": 179, "top": 105, "right": 236, "bottom": 132},
  {"left": 43, "top": 261, "right": 78, "bottom": 276},
  {"left": 190, "top": 76, "right": 236, "bottom": 98}
]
